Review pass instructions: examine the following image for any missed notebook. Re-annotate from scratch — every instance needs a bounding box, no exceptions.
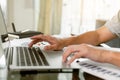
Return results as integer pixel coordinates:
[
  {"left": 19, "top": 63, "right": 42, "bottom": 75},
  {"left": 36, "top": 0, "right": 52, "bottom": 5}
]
[{"left": 0, "top": 5, "right": 79, "bottom": 71}]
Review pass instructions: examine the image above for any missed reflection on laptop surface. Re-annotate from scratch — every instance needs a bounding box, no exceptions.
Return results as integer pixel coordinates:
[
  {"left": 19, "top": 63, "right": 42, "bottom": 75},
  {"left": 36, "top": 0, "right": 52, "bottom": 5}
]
[{"left": 0, "top": 38, "right": 6, "bottom": 68}]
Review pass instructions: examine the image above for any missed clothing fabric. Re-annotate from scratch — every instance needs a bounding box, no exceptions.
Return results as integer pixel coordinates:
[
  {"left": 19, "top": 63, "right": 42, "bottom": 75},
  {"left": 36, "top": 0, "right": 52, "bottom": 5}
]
[{"left": 105, "top": 10, "right": 120, "bottom": 38}]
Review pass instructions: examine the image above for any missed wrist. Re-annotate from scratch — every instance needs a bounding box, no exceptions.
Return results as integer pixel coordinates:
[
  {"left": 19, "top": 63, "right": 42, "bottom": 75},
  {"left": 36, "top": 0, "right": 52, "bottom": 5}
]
[
  {"left": 62, "top": 36, "right": 77, "bottom": 47},
  {"left": 101, "top": 50, "right": 113, "bottom": 63}
]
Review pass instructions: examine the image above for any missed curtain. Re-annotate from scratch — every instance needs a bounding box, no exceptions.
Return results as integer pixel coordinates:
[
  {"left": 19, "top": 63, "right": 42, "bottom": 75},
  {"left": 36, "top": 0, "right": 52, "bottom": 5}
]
[
  {"left": 37, "top": 0, "right": 62, "bottom": 35},
  {"left": 60, "top": 0, "right": 120, "bottom": 35},
  {"left": 51, "top": 0, "right": 62, "bottom": 35}
]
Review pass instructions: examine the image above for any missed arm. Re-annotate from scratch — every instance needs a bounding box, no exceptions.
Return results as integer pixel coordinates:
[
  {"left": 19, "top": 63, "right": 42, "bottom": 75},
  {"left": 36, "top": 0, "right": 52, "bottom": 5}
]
[
  {"left": 62, "top": 44, "right": 120, "bottom": 67},
  {"left": 29, "top": 26, "right": 117, "bottom": 50},
  {"left": 62, "top": 26, "right": 117, "bottom": 46},
  {"left": 105, "top": 51, "right": 120, "bottom": 67}
]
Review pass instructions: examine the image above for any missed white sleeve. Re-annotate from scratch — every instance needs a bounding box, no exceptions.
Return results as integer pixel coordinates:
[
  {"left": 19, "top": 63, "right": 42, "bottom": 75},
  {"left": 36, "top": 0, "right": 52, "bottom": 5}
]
[{"left": 105, "top": 10, "right": 120, "bottom": 38}]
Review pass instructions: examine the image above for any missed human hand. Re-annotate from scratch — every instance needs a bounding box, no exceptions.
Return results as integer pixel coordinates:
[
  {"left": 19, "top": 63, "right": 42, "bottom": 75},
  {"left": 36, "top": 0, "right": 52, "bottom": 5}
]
[
  {"left": 62, "top": 44, "right": 106, "bottom": 64},
  {"left": 28, "top": 34, "right": 65, "bottom": 50}
]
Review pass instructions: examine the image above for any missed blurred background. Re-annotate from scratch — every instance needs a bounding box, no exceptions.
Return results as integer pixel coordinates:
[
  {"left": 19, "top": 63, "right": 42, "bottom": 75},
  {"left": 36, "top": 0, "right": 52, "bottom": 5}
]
[{"left": 0, "top": 0, "right": 120, "bottom": 35}]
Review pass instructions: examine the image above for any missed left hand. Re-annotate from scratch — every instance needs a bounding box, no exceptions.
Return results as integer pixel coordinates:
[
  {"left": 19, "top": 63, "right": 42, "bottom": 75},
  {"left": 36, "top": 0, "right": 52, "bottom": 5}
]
[{"left": 29, "top": 34, "right": 66, "bottom": 50}]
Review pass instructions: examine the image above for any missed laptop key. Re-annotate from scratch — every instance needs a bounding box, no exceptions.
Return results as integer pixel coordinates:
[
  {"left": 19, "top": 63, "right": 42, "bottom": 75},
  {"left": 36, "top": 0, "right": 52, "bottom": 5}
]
[
  {"left": 32, "top": 47, "right": 43, "bottom": 66},
  {"left": 23, "top": 47, "right": 32, "bottom": 66},
  {"left": 4, "top": 48, "right": 9, "bottom": 59},
  {"left": 16, "top": 47, "right": 20, "bottom": 66},
  {"left": 35, "top": 47, "right": 49, "bottom": 66},
  {"left": 4, "top": 47, "right": 13, "bottom": 66},
  {"left": 28, "top": 48, "right": 38, "bottom": 66},
  {"left": 19, "top": 47, "right": 26, "bottom": 66},
  {"left": 6, "top": 46, "right": 49, "bottom": 67},
  {"left": 9, "top": 47, "right": 13, "bottom": 65}
]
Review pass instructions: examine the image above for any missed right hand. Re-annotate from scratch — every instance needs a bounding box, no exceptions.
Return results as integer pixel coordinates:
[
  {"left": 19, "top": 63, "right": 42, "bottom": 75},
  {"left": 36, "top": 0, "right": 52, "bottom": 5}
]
[
  {"left": 29, "top": 34, "right": 65, "bottom": 50},
  {"left": 62, "top": 44, "right": 107, "bottom": 64}
]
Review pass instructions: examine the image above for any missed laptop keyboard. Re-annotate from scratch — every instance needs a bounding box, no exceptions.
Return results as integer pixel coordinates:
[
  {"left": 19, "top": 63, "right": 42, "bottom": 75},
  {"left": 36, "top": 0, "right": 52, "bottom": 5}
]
[
  {"left": 4, "top": 47, "right": 13, "bottom": 66},
  {"left": 4, "top": 47, "right": 49, "bottom": 66}
]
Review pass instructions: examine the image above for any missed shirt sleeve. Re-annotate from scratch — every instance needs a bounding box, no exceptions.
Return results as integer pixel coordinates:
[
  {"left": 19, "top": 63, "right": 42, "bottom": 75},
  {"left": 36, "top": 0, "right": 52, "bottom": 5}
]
[{"left": 105, "top": 10, "right": 120, "bottom": 38}]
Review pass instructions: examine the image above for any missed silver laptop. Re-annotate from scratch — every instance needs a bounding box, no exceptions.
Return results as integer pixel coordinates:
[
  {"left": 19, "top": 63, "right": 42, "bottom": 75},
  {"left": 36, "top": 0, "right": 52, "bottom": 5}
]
[
  {"left": 0, "top": 4, "right": 8, "bottom": 68},
  {"left": 0, "top": 5, "right": 79, "bottom": 71}
]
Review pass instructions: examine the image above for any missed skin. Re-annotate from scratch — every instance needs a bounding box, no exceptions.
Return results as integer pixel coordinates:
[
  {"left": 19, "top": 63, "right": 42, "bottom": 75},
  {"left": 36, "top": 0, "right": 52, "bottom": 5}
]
[
  {"left": 29, "top": 26, "right": 120, "bottom": 67},
  {"left": 62, "top": 44, "right": 120, "bottom": 67},
  {"left": 29, "top": 26, "right": 116, "bottom": 50}
]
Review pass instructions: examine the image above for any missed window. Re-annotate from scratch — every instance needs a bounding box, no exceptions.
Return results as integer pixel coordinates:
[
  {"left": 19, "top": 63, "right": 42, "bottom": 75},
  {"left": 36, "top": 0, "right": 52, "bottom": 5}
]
[{"left": 60, "top": 0, "right": 120, "bottom": 35}]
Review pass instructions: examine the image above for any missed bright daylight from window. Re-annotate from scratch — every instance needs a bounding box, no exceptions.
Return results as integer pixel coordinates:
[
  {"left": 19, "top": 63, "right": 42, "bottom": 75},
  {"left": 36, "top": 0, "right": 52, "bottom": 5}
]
[{"left": 60, "top": 0, "right": 120, "bottom": 35}]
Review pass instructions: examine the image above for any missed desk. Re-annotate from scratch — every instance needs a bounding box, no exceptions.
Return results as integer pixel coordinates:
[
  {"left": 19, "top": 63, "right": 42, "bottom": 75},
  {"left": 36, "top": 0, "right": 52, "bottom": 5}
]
[{"left": 0, "top": 68, "right": 80, "bottom": 80}]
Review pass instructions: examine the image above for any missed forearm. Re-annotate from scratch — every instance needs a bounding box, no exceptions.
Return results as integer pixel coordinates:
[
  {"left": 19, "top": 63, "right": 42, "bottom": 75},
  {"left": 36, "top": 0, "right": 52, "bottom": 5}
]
[
  {"left": 104, "top": 51, "right": 120, "bottom": 67},
  {"left": 84, "top": 45, "right": 120, "bottom": 67},
  {"left": 62, "top": 31, "right": 101, "bottom": 47},
  {"left": 62, "top": 26, "right": 117, "bottom": 47},
  {"left": 75, "top": 31, "right": 101, "bottom": 45},
  {"left": 91, "top": 47, "right": 120, "bottom": 67}
]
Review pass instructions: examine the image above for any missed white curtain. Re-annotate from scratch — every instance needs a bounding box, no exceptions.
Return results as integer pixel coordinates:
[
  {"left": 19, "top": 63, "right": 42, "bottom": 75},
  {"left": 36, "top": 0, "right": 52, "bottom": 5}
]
[
  {"left": 60, "top": 0, "right": 120, "bottom": 35},
  {"left": 37, "top": 0, "right": 120, "bottom": 35},
  {"left": 37, "top": 0, "right": 62, "bottom": 35}
]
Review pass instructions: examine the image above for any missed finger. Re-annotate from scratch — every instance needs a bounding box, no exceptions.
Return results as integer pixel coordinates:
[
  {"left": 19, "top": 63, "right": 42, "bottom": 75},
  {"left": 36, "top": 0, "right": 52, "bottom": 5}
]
[
  {"left": 62, "top": 47, "right": 76, "bottom": 63},
  {"left": 29, "top": 35, "right": 48, "bottom": 47},
  {"left": 67, "top": 55, "right": 77, "bottom": 65},
  {"left": 41, "top": 35, "right": 55, "bottom": 43},
  {"left": 31, "top": 35, "right": 53, "bottom": 43},
  {"left": 28, "top": 39, "right": 41, "bottom": 47},
  {"left": 31, "top": 34, "right": 43, "bottom": 40},
  {"left": 44, "top": 45, "right": 56, "bottom": 51}
]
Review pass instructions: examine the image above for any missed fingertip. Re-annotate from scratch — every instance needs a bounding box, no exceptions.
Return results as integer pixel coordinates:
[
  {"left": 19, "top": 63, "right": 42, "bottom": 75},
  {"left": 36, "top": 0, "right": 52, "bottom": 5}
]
[
  {"left": 28, "top": 43, "right": 31, "bottom": 47},
  {"left": 62, "top": 53, "right": 68, "bottom": 63},
  {"left": 44, "top": 46, "right": 50, "bottom": 50},
  {"left": 62, "top": 58, "right": 66, "bottom": 63},
  {"left": 66, "top": 60, "right": 72, "bottom": 65},
  {"left": 68, "top": 56, "right": 76, "bottom": 65}
]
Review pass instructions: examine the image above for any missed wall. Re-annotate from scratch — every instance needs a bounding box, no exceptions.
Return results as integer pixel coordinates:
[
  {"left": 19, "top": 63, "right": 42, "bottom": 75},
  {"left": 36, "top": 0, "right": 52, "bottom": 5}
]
[
  {"left": 7, "top": 0, "right": 35, "bottom": 32},
  {"left": 34, "top": 0, "right": 40, "bottom": 31}
]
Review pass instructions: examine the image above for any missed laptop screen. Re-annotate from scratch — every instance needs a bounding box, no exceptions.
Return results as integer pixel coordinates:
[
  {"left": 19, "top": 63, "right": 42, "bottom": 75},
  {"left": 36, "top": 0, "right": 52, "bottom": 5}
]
[
  {"left": 0, "top": 6, "right": 7, "bottom": 35},
  {"left": 0, "top": 5, "right": 8, "bottom": 58}
]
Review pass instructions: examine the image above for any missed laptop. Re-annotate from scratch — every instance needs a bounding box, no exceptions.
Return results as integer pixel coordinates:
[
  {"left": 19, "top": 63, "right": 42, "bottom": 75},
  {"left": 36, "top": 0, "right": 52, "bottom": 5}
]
[{"left": 0, "top": 5, "right": 79, "bottom": 71}]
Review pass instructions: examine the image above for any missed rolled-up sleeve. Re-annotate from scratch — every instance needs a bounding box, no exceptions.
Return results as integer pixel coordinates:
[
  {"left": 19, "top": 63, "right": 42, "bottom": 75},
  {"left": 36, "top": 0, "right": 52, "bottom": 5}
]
[{"left": 105, "top": 10, "right": 120, "bottom": 38}]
